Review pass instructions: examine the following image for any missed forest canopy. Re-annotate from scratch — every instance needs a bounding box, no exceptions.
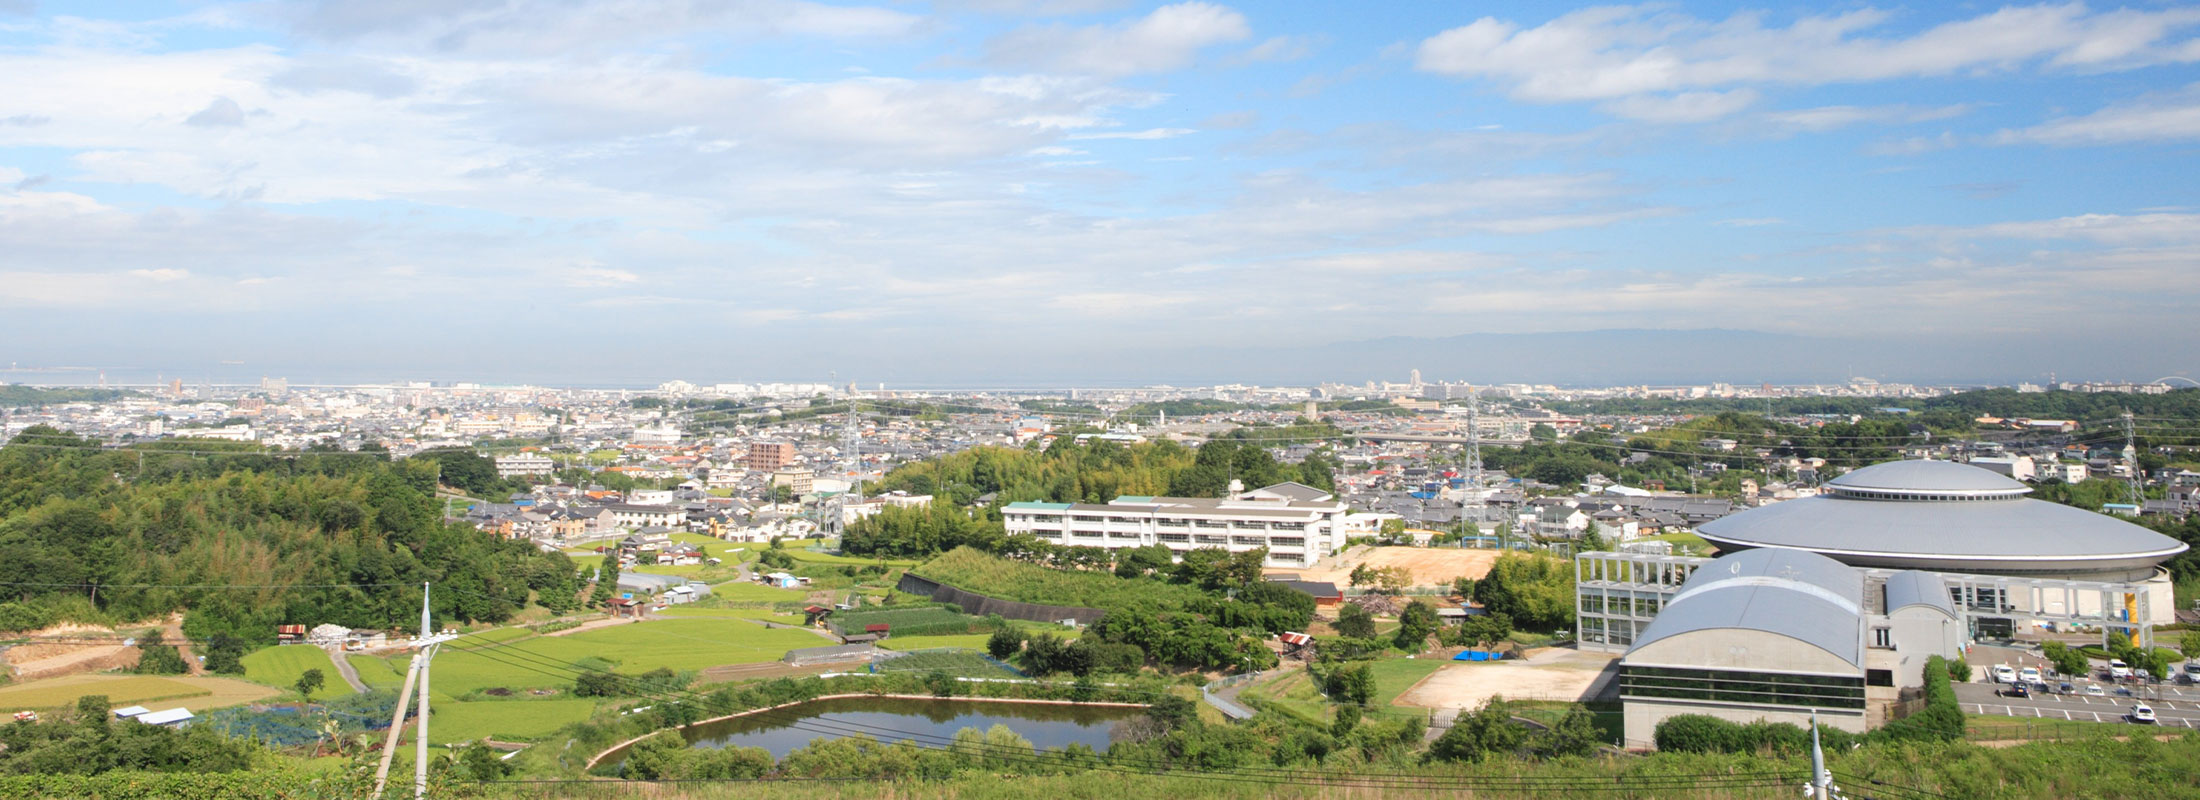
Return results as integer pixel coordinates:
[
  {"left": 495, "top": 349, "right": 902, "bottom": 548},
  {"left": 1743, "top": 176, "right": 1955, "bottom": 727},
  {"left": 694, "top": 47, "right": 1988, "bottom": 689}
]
[{"left": 0, "top": 426, "right": 580, "bottom": 642}]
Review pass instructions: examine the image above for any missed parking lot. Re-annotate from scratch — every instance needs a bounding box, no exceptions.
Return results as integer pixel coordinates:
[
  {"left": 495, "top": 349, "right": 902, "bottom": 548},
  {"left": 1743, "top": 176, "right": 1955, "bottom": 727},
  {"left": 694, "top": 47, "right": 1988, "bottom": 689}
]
[{"left": 1954, "top": 681, "right": 2200, "bottom": 727}]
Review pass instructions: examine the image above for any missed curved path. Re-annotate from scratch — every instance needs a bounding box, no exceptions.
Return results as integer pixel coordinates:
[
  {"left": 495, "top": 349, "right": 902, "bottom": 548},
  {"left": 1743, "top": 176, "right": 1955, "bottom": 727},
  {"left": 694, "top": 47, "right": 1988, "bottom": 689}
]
[{"left": 326, "top": 647, "right": 370, "bottom": 694}]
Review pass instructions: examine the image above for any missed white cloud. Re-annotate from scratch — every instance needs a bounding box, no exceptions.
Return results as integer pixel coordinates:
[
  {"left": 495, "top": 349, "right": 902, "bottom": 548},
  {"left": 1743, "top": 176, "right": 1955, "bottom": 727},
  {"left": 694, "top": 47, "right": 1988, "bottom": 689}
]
[
  {"left": 1994, "top": 83, "right": 2200, "bottom": 145},
  {"left": 1759, "top": 103, "right": 1971, "bottom": 134},
  {"left": 1416, "top": 5, "right": 2200, "bottom": 120},
  {"left": 1229, "top": 34, "right": 1320, "bottom": 65},
  {"left": 1068, "top": 127, "right": 1194, "bottom": 140},
  {"left": 985, "top": 2, "right": 1251, "bottom": 76},
  {"left": 1599, "top": 90, "right": 1759, "bottom": 123},
  {"left": 277, "top": 0, "right": 923, "bottom": 54},
  {"left": 129, "top": 268, "right": 189, "bottom": 281}
]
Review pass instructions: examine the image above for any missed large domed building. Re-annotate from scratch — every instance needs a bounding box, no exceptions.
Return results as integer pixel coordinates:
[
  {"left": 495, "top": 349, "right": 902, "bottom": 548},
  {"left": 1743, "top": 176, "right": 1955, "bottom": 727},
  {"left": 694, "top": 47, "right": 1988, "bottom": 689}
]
[{"left": 1696, "top": 459, "right": 2187, "bottom": 623}]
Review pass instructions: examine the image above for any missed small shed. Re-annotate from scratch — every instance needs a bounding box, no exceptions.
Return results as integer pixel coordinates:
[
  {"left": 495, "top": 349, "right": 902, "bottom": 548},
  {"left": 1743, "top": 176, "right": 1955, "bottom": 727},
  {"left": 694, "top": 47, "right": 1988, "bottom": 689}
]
[
  {"left": 134, "top": 708, "right": 196, "bottom": 727},
  {"left": 111, "top": 705, "right": 151, "bottom": 720},
  {"left": 863, "top": 623, "right": 890, "bottom": 637}
]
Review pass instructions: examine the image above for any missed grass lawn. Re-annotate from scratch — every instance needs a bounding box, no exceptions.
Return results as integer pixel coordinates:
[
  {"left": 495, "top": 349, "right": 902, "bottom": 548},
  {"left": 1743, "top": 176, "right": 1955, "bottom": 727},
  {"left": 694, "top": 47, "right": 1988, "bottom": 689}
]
[
  {"left": 1367, "top": 657, "right": 1448, "bottom": 707},
  {"left": 349, "top": 654, "right": 407, "bottom": 689},
  {"left": 427, "top": 698, "right": 599, "bottom": 745},
  {"left": 705, "top": 583, "right": 808, "bottom": 602},
  {"left": 654, "top": 606, "right": 811, "bottom": 625},
  {"left": 786, "top": 548, "right": 921, "bottom": 567},
  {"left": 1963, "top": 714, "right": 2119, "bottom": 741},
  {"left": 241, "top": 646, "right": 356, "bottom": 696},
  {"left": 879, "top": 634, "right": 995, "bottom": 652},
  {"left": 0, "top": 675, "right": 209, "bottom": 710},
  {"left": 420, "top": 619, "right": 823, "bottom": 695}
]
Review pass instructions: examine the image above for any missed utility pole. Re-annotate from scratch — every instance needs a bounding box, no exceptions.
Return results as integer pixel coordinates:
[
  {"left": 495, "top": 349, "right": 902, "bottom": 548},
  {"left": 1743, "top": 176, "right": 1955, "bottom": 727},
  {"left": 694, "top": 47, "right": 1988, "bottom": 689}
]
[
  {"left": 370, "top": 584, "right": 458, "bottom": 800},
  {"left": 2123, "top": 411, "right": 2145, "bottom": 507}
]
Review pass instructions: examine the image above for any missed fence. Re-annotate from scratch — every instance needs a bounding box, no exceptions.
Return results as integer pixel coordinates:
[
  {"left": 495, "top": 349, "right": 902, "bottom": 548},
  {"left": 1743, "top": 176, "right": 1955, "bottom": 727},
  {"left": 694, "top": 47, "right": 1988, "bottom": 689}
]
[{"left": 895, "top": 573, "right": 1108, "bottom": 626}]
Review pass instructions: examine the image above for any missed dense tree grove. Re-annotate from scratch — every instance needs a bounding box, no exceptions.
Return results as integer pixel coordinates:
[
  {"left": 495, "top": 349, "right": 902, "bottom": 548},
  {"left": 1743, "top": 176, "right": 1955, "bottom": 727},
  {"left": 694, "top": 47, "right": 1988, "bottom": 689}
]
[
  {"left": 0, "top": 695, "right": 260, "bottom": 775},
  {"left": 0, "top": 427, "right": 581, "bottom": 642},
  {"left": 1471, "top": 552, "right": 1576, "bottom": 632}
]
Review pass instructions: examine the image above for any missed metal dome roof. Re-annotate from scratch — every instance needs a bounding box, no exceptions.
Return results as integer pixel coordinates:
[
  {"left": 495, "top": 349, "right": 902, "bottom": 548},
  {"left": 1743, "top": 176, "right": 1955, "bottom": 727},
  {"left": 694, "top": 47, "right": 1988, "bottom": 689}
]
[
  {"left": 1698, "top": 491, "right": 2188, "bottom": 574},
  {"left": 1826, "top": 460, "right": 2029, "bottom": 497},
  {"left": 1627, "top": 548, "right": 1865, "bottom": 670}
]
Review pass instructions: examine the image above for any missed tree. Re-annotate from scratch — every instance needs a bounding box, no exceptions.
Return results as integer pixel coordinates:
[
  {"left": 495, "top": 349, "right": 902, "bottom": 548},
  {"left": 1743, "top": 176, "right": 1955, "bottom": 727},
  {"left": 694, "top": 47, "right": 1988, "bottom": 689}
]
[
  {"left": 1531, "top": 704, "right": 1602, "bottom": 759},
  {"left": 1334, "top": 603, "right": 1376, "bottom": 639},
  {"left": 1428, "top": 696, "right": 1524, "bottom": 763},
  {"left": 1395, "top": 600, "right": 1438, "bottom": 651},
  {"left": 574, "top": 671, "right": 624, "bottom": 697},
  {"left": 1347, "top": 563, "right": 1375, "bottom": 590},
  {"left": 2042, "top": 640, "right": 2089, "bottom": 678},
  {"left": 1331, "top": 704, "right": 1362, "bottom": 737},
  {"left": 1322, "top": 663, "right": 1375, "bottom": 705},
  {"left": 986, "top": 628, "right": 1024, "bottom": 659},
  {"left": 591, "top": 558, "right": 622, "bottom": 608},
  {"left": 2181, "top": 630, "right": 2200, "bottom": 661},
  {"left": 1579, "top": 521, "right": 1609, "bottom": 553},
  {"left": 1460, "top": 611, "right": 1513, "bottom": 652},
  {"left": 202, "top": 634, "right": 246, "bottom": 675},
  {"left": 294, "top": 668, "right": 326, "bottom": 702},
  {"left": 1472, "top": 552, "right": 1575, "bottom": 631},
  {"left": 132, "top": 631, "right": 188, "bottom": 675}
]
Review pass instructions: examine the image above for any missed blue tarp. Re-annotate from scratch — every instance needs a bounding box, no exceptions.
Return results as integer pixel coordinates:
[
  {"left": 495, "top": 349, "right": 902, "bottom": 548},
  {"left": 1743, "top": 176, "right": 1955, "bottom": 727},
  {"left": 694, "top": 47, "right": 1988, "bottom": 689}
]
[{"left": 1453, "top": 650, "right": 1502, "bottom": 662}]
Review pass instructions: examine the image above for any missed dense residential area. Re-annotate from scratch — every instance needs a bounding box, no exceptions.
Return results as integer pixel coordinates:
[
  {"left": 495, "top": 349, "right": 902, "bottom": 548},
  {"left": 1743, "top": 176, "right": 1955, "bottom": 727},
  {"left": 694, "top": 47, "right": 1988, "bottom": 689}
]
[{"left": 4, "top": 377, "right": 2200, "bottom": 798}]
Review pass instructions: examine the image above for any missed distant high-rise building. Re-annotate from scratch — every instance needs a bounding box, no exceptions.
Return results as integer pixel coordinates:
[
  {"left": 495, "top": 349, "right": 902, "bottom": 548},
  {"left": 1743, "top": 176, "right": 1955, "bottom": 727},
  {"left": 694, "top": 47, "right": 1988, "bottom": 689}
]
[
  {"left": 1410, "top": 369, "right": 1423, "bottom": 389},
  {"left": 259, "top": 376, "right": 288, "bottom": 397}
]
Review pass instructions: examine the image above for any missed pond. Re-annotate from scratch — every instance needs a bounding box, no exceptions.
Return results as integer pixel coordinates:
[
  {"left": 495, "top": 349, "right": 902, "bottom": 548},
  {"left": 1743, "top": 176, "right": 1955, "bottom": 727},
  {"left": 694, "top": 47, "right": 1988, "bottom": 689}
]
[{"left": 602, "top": 696, "right": 1148, "bottom": 766}]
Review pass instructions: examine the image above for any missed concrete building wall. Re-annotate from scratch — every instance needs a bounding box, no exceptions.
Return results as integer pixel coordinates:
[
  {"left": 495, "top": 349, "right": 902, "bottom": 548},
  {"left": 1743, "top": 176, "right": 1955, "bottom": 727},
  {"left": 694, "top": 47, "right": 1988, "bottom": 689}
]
[{"left": 1623, "top": 698, "right": 1867, "bottom": 749}]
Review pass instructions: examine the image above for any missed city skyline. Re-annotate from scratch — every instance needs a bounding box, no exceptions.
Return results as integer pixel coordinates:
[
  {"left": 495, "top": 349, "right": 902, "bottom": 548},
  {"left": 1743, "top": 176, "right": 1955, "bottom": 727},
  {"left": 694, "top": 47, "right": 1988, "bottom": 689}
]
[{"left": 4, "top": 2, "right": 2200, "bottom": 383}]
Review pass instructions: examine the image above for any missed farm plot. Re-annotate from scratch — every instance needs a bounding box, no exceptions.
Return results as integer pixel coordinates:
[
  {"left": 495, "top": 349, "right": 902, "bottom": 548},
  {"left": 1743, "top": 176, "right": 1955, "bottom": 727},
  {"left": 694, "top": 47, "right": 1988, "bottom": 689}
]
[{"left": 241, "top": 646, "right": 356, "bottom": 696}]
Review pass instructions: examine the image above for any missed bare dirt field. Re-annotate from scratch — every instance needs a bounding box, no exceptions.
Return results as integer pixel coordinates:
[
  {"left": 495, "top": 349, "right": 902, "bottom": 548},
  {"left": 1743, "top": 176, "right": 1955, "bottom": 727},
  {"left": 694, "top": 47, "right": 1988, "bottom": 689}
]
[
  {"left": 1274, "top": 545, "right": 1503, "bottom": 589},
  {"left": 1392, "top": 647, "right": 1620, "bottom": 710}
]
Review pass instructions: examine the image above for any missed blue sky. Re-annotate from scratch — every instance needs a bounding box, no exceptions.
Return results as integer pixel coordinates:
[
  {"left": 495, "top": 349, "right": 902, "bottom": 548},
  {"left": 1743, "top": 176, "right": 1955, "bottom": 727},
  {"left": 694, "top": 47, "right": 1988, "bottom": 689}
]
[{"left": 3, "top": 1, "right": 2199, "bottom": 386}]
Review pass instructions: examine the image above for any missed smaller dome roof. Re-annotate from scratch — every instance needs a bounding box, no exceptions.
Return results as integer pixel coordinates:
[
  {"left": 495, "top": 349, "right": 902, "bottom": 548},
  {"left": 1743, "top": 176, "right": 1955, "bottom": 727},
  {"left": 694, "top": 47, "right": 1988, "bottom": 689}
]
[{"left": 1827, "top": 460, "right": 2029, "bottom": 496}]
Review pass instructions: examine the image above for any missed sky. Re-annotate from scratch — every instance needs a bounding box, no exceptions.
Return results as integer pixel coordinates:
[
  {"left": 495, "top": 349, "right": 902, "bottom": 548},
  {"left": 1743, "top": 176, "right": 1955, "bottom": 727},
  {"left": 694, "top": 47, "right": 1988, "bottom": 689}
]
[{"left": 4, "top": 1, "right": 2200, "bottom": 387}]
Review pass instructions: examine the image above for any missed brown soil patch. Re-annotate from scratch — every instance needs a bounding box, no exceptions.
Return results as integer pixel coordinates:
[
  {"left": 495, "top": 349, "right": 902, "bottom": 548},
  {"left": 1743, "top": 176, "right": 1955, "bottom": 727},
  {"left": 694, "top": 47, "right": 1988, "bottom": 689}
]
[
  {"left": 6, "top": 643, "right": 139, "bottom": 681},
  {"left": 1392, "top": 648, "right": 1619, "bottom": 710},
  {"left": 542, "top": 617, "right": 634, "bottom": 638},
  {"left": 1275, "top": 545, "right": 1503, "bottom": 589},
  {"left": 697, "top": 661, "right": 837, "bottom": 685}
]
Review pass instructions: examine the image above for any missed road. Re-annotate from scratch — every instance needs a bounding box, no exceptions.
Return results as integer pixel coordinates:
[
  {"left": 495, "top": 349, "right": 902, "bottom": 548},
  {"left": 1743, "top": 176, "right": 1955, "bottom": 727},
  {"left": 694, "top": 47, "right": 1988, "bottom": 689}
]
[
  {"left": 1955, "top": 681, "right": 2200, "bottom": 727},
  {"left": 326, "top": 646, "right": 369, "bottom": 693}
]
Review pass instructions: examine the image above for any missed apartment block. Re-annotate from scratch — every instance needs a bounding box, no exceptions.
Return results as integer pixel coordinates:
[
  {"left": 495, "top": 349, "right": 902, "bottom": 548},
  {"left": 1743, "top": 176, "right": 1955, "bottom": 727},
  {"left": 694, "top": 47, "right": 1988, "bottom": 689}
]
[{"left": 1002, "top": 482, "right": 1348, "bottom": 568}]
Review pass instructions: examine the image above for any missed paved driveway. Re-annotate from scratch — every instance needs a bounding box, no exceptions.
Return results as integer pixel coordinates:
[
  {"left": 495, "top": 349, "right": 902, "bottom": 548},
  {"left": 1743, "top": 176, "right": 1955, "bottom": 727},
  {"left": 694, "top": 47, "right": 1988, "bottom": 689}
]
[{"left": 1955, "top": 681, "right": 2200, "bottom": 727}]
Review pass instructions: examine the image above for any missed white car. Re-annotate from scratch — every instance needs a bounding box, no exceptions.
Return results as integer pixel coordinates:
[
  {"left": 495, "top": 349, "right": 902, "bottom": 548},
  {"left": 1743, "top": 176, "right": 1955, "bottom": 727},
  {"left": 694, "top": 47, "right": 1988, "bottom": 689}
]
[
  {"left": 2186, "top": 662, "right": 2200, "bottom": 678},
  {"left": 1993, "top": 665, "right": 2018, "bottom": 684},
  {"left": 2019, "top": 666, "right": 2042, "bottom": 685},
  {"left": 2130, "top": 704, "right": 2157, "bottom": 724},
  {"left": 2085, "top": 684, "right": 2107, "bottom": 696},
  {"left": 2109, "top": 659, "right": 2131, "bottom": 679}
]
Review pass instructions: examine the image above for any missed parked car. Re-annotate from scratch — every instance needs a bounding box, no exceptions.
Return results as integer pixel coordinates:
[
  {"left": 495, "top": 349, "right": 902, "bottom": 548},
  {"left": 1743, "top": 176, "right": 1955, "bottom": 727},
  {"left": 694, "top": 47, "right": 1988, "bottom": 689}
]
[
  {"left": 2184, "top": 662, "right": 2200, "bottom": 678},
  {"left": 2019, "top": 666, "right": 2042, "bottom": 685},
  {"left": 2058, "top": 682, "right": 2075, "bottom": 695},
  {"left": 2000, "top": 682, "right": 2032, "bottom": 699},
  {"left": 2130, "top": 704, "right": 2157, "bottom": 724},
  {"left": 2085, "top": 684, "right": 2106, "bottom": 697},
  {"left": 2110, "top": 659, "right": 2131, "bottom": 679},
  {"left": 1994, "top": 664, "right": 2018, "bottom": 684}
]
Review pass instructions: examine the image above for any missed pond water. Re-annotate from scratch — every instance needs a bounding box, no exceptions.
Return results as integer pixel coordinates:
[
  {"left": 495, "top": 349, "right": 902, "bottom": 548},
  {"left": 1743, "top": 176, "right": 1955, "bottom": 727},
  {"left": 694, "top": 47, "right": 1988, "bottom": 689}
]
[{"left": 605, "top": 697, "right": 1148, "bottom": 765}]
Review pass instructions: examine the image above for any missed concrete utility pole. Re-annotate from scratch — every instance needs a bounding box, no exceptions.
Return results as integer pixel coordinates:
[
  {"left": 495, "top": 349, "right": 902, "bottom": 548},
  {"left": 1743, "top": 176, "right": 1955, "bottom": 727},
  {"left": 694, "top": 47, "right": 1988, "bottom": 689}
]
[{"left": 370, "top": 584, "right": 459, "bottom": 800}]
